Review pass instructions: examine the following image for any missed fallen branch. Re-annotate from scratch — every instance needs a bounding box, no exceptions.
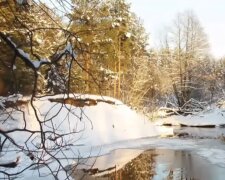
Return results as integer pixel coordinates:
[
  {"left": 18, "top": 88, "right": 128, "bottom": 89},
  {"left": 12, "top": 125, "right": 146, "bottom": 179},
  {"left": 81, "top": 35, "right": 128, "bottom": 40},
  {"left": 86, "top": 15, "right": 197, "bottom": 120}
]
[{"left": 0, "top": 157, "right": 20, "bottom": 168}]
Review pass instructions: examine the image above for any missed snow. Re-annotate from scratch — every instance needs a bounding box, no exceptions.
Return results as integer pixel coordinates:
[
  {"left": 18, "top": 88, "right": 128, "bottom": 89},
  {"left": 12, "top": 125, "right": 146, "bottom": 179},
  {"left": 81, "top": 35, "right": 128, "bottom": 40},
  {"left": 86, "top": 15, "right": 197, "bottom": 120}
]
[
  {"left": 0, "top": 94, "right": 172, "bottom": 179},
  {"left": 33, "top": 59, "right": 50, "bottom": 69},
  {"left": 5, "top": 36, "right": 76, "bottom": 70},
  {"left": 16, "top": 0, "right": 24, "bottom": 4},
  {"left": 27, "top": 94, "right": 171, "bottom": 145},
  {"left": 75, "top": 149, "right": 144, "bottom": 177},
  {"left": 117, "top": 17, "right": 123, "bottom": 22},
  {"left": 18, "top": 49, "right": 31, "bottom": 60},
  {"left": 6, "top": 36, "right": 17, "bottom": 48},
  {"left": 125, "top": 32, "right": 132, "bottom": 38},
  {"left": 16, "top": 0, "right": 32, "bottom": 5},
  {"left": 8, "top": 37, "right": 44, "bottom": 70},
  {"left": 72, "top": 138, "right": 225, "bottom": 180},
  {"left": 13, "top": 65, "right": 17, "bottom": 70},
  {"left": 3, "top": 94, "right": 225, "bottom": 179},
  {"left": 155, "top": 107, "right": 225, "bottom": 127},
  {"left": 33, "top": 61, "right": 41, "bottom": 68},
  {"left": 197, "top": 148, "right": 225, "bottom": 168},
  {"left": 64, "top": 43, "right": 77, "bottom": 58},
  {"left": 112, "top": 22, "right": 120, "bottom": 28}
]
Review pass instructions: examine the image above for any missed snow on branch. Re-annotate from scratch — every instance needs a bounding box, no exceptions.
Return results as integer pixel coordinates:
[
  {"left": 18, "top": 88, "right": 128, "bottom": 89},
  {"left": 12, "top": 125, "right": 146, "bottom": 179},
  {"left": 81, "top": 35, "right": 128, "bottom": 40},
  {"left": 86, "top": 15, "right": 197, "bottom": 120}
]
[
  {"left": 16, "top": 0, "right": 32, "bottom": 6},
  {"left": 0, "top": 32, "right": 76, "bottom": 71},
  {"left": 0, "top": 157, "right": 20, "bottom": 168},
  {"left": 64, "top": 43, "right": 77, "bottom": 58}
]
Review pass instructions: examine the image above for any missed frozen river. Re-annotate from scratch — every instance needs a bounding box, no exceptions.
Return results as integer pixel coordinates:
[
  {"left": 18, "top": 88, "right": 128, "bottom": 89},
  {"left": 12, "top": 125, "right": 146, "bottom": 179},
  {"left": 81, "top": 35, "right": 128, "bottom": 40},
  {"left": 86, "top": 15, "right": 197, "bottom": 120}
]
[{"left": 73, "top": 127, "right": 225, "bottom": 180}]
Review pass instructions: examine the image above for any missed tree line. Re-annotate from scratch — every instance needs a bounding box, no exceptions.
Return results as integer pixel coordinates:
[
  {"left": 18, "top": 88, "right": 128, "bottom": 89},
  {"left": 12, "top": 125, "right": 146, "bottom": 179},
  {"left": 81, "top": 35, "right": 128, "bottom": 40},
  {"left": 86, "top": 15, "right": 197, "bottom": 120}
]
[
  {"left": 0, "top": 0, "right": 225, "bottom": 110},
  {"left": 1, "top": 0, "right": 225, "bottom": 179}
]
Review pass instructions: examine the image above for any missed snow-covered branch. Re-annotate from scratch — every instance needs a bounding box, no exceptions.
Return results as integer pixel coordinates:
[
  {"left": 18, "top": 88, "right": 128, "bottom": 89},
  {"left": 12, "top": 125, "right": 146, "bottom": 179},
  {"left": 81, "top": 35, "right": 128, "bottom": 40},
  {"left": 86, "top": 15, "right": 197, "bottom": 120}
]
[{"left": 0, "top": 32, "right": 76, "bottom": 71}]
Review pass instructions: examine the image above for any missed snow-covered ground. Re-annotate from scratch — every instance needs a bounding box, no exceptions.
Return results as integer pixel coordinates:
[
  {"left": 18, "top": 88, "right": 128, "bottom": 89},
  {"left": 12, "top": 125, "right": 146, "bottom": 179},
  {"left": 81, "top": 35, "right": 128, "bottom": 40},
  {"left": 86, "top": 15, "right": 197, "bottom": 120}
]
[
  {"left": 0, "top": 94, "right": 172, "bottom": 179},
  {"left": 1, "top": 94, "right": 225, "bottom": 179},
  {"left": 155, "top": 107, "right": 225, "bottom": 127}
]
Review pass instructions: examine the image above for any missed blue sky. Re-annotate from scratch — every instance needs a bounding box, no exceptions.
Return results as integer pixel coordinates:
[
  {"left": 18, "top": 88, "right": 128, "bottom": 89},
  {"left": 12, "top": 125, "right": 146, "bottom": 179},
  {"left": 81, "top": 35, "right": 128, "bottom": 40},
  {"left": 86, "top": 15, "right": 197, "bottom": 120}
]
[{"left": 128, "top": 0, "right": 225, "bottom": 58}]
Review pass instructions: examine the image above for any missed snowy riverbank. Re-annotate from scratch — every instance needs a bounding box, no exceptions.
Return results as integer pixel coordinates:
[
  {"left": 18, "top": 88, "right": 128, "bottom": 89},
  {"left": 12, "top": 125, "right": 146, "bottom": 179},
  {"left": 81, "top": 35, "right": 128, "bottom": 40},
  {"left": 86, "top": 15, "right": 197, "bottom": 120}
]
[
  {"left": 0, "top": 94, "right": 172, "bottom": 179},
  {"left": 155, "top": 107, "right": 225, "bottom": 127}
]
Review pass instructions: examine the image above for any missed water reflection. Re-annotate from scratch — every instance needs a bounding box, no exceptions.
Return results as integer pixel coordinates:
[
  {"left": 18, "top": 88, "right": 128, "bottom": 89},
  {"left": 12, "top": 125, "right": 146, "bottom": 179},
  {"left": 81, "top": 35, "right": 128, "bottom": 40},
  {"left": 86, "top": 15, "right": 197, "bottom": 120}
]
[
  {"left": 73, "top": 148, "right": 225, "bottom": 180},
  {"left": 173, "top": 126, "right": 225, "bottom": 139},
  {"left": 101, "top": 150, "right": 156, "bottom": 180}
]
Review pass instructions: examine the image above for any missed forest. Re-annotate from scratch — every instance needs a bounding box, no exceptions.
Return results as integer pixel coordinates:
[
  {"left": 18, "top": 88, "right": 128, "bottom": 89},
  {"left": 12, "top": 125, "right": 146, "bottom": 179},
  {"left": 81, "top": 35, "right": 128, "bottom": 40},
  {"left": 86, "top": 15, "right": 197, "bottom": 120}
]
[
  {"left": 1, "top": 0, "right": 225, "bottom": 179},
  {"left": 1, "top": 0, "right": 225, "bottom": 112}
]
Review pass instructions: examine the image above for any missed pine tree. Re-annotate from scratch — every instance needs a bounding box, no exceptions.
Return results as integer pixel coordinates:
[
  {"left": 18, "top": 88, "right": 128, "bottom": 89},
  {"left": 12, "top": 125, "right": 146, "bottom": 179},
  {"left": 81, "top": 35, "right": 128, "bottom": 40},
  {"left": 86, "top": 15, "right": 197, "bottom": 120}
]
[{"left": 0, "top": 0, "right": 64, "bottom": 95}]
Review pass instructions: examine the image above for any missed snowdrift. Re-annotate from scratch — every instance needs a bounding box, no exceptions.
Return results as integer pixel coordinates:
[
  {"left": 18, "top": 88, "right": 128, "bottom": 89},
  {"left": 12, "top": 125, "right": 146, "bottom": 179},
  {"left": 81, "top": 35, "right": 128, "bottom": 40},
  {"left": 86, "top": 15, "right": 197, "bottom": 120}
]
[
  {"left": 155, "top": 107, "right": 225, "bottom": 127},
  {"left": 0, "top": 94, "right": 172, "bottom": 179},
  {"left": 0, "top": 94, "right": 171, "bottom": 145}
]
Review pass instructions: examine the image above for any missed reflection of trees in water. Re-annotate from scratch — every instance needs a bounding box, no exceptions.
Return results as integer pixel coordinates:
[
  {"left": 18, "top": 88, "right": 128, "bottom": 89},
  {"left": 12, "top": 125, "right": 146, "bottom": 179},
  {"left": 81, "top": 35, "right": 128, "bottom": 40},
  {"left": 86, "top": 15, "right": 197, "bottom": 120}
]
[
  {"left": 166, "top": 151, "right": 193, "bottom": 180},
  {"left": 76, "top": 149, "right": 218, "bottom": 180},
  {"left": 102, "top": 150, "right": 156, "bottom": 180},
  {"left": 168, "top": 168, "right": 185, "bottom": 180}
]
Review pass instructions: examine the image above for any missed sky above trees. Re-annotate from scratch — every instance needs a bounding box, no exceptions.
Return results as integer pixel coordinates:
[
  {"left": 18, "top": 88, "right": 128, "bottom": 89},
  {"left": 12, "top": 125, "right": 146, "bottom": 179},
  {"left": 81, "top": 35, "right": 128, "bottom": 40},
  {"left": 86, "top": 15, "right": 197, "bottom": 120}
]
[{"left": 128, "top": 0, "right": 225, "bottom": 58}]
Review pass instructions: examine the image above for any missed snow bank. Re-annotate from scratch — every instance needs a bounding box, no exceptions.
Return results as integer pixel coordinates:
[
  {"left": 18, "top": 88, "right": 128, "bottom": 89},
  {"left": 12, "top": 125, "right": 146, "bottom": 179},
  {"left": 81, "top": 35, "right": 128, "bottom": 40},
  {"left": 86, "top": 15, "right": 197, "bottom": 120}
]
[
  {"left": 197, "top": 148, "right": 225, "bottom": 168},
  {"left": 74, "top": 149, "right": 144, "bottom": 178},
  {"left": 155, "top": 108, "right": 225, "bottom": 127},
  {"left": 0, "top": 94, "right": 172, "bottom": 179},
  {"left": 28, "top": 94, "right": 171, "bottom": 146}
]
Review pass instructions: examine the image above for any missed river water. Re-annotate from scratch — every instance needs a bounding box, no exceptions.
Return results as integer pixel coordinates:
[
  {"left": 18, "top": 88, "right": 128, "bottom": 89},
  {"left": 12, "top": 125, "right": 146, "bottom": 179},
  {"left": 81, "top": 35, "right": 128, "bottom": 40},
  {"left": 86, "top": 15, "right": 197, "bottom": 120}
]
[{"left": 73, "top": 127, "right": 225, "bottom": 180}]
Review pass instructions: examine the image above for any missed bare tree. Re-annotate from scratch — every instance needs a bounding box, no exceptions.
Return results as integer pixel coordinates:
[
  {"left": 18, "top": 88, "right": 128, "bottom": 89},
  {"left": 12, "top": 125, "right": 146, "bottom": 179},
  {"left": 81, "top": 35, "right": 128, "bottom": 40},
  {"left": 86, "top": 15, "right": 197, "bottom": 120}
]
[
  {"left": 160, "top": 10, "right": 209, "bottom": 108},
  {"left": 0, "top": 0, "right": 157, "bottom": 178},
  {"left": 0, "top": 1, "right": 95, "bottom": 179}
]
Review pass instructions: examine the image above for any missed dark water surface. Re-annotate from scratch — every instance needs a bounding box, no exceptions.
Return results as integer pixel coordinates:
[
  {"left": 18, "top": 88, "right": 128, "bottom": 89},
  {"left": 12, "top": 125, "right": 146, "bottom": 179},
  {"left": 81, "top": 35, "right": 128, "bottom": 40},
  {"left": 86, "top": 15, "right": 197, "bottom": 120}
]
[
  {"left": 173, "top": 126, "right": 225, "bottom": 138},
  {"left": 152, "top": 149, "right": 224, "bottom": 180},
  {"left": 72, "top": 127, "right": 225, "bottom": 180},
  {"left": 74, "top": 148, "right": 225, "bottom": 180}
]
